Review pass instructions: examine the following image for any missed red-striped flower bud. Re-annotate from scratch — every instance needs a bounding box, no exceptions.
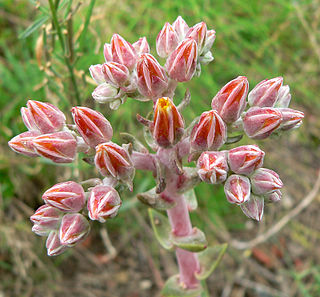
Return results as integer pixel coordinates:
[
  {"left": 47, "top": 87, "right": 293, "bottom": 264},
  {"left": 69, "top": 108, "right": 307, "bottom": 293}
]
[
  {"left": 71, "top": 106, "right": 113, "bottom": 148},
  {"left": 242, "top": 107, "right": 282, "bottom": 139},
  {"left": 32, "top": 132, "right": 77, "bottom": 163},
  {"left": 275, "top": 85, "right": 291, "bottom": 108},
  {"left": 32, "top": 224, "right": 51, "bottom": 237},
  {"left": 30, "top": 204, "right": 62, "bottom": 230},
  {"left": 133, "top": 37, "right": 150, "bottom": 55},
  {"left": 172, "top": 16, "right": 189, "bottom": 41},
  {"left": 248, "top": 77, "right": 283, "bottom": 107},
  {"left": 136, "top": 54, "right": 168, "bottom": 100},
  {"left": 265, "top": 189, "right": 282, "bottom": 203},
  {"left": 186, "top": 22, "right": 207, "bottom": 54},
  {"left": 22, "top": 100, "right": 66, "bottom": 133},
  {"left": 240, "top": 195, "right": 264, "bottom": 221},
  {"left": 46, "top": 231, "right": 68, "bottom": 256},
  {"left": 92, "top": 83, "right": 119, "bottom": 104},
  {"left": 224, "top": 174, "right": 251, "bottom": 204},
  {"left": 42, "top": 181, "right": 86, "bottom": 212},
  {"left": 89, "top": 64, "right": 105, "bottom": 84},
  {"left": 211, "top": 76, "right": 249, "bottom": 123},
  {"left": 165, "top": 38, "right": 198, "bottom": 82},
  {"left": 88, "top": 185, "right": 122, "bottom": 223},
  {"left": 111, "top": 34, "right": 137, "bottom": 70},
  {"left": 197, "top": 151, "right": 228, "bottom": 184},
  {"left": 250, "top": 168, "right": 283, "bottom": 195},
  {"left": 102, "top": 62, "right": 130, "bottom": 87},
  {"left": 202, "top": 29, "right": 216, "bottom": 54},
  {"left": 103, "top": 43, "right": 112, "bottom": 62},
  {"left": 156, "top": 22, "right": 179, "bottom": 58},
  {"left": 8, "top": 131, "right": 40, "bottom": 157},
  {"left": 228, "top": 145, "right": 265, "bottom": 175},
  {"left": 278, "top": 108, "right": 304, "bottom": 131},
  {"left": 59, "top": 213, "right": 90, "bottom": 246},
  {"left": 190, "top": 110, "right": 227, "bottom": 151},
  {"left": 151, "top": 97, "right": 184, "bottom": 148}
]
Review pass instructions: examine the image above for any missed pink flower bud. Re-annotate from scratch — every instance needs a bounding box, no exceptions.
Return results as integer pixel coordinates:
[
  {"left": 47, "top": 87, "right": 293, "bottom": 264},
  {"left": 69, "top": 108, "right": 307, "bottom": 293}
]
[
  {"left": 32, "top": 224, "right": 51, "bottom": 236},
  {"left": 275, "top": 85, "right": 291, "bottom": 108},
  {"left": 186, "top": 22, "right": 207, "bottom": 54},
  {"left": 8, "top": 131, "right": 40, "bottom": 157},
  {"left": 278, "top": 108, "right": 304, "bottom": 131},
  {"left": 133, "top": 37, "right": 150, "bottom": 55},
  {"left": 156, "top": 22, "right": 179, "bottom": 58},
  {"left": 59, "top": 213, "right": 90, "bottom": 246},
  {"left": 202, "top": 29, "right": 216, "bottom": 54},
  {"left": 92, "top": 83, "right": 118, "bottom": 103},
  {"left": 265, "top": 189, "right": 282, "bottom": 203},
  {"left": 136, "top": 54, "right": 169, "bottom": 100},
  {"left": 240, "top": 195, "right": 264, "bottom": 221},
  {"left": 88, "top": 185, "right": 122, "bottom": 223},
  {"left": 250, "top": 168, "right": 283, "bottom": 195},
  {"left": 103, "top": 43, "right": 113, "bottom": 62},
  {"left": 228, "top": 145, "right": 265, "bottom": 175},
  {"left": 23, "top": 100, "right": 66, "bottom": 133},
  {"left": 42, "top": 181, "right": 86, "bottom": 212},
  {"left": 165, "top": 38, "right": 198, "bottom": 82},
  {"left": 32, "top": 131, "right": 77, "bottom": 163},
  {"left": 102, "top": 62, "right": 130, "bottom": 87},
  {"left": 30, "top": 204, "right": 62, "bottom": 229},
  {"left": 211, "top": 76, "right": 249, "bottom": 123},
  {"left": 224, "top": 174, "right": 251, "bottom": 204},
  {"left": 111, "top": 34, "right": 137, "bottom": 70},
  {"left": 89, "top": 64, "right": 105, "bottom": 84},
  {"left": 242, "top": 107, "right": 282, "bottom": 139},
  {"left": 71, "top": 106, "right": 113, "bottom": 148},
  {"left": 190, "top": 110, "right": 227, "bottom": 151},
  {"left": 172, "top": 16, "right": 189, "bottom": 41},
  {"left": 197, "top": 151, "right": 228, "bottom": 184},
  {"left": 46, "top": 231, "right": 68, "bottom": 256},
  {"left": 248, "top": 77, "right": 283, "bottom": 107},
  {"left": 151, "top": 97, "right": 184, "bottom": 148}
]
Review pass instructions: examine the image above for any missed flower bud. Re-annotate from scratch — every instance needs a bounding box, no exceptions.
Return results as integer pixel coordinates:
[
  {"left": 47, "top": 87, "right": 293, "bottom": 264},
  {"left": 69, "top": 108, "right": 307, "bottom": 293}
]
[
  {"left": 89, "top": 64, "right": 105, "bottom": 84},
  {"left": 88, "top": 185, "right": 122, "bottom": 223},
  {"left": 265, "top": 189, "right": 282, "bottom": 203},
  {"left": 156, "top": 22, "right": 179, "bottom": 58},
  {"left": 190, "top": 110, "right": 227, "bottom": 151},
  {"left": 136, "top": 54, "right": 169, "bottom": 100},
  {"left": 92, "top": 83, "right": 119, "bottom": 103},
  {"left": 275, "top": 85, "right": 291, "bottom": 108},
  {"left": 250, "top": 168, "right": 283, "bottom": 195},
  {"left": 165, "top": 38, "right": 198, "bottom": 82},
  {"left": 224, "top": 174, "right": 251, "bottom": 204},
  {"left": 278, "top": 108, "right": 304, "bottom": 131},
  {"left": 102, "top": 62, "right": 130, "bottom": 87},
  {"left": 197, "top": 151, "right": 228, "bottom": 184},
  {"left": 202, "top": 29, "right": 216, "bottom": 54},
  {"left": 186, "top": 22, "right": 207, "bottom": 54},
  {"left": 133, "top": 37, "right": 150, "bottom": 55},
  {"left": 30, "top": 204, "right": 62, "bottom": 230},
  {"left": 172, "top": 16, "right": 189, "bottom": 41},
  {"left": 71, "top": 106, "right": 113, "bottom": 148},
  {"left": 211, "top": 76, "right": 249, "bottom": 123},
  {"left": 59, "top": 213, "right": 90, "bottom": 246},
  {"left": 32, "top": 224, "right": 51, "bottom": 236},
  {"left": 242, "top": 107, "right": 282, "bottom": 139},
  {"left": 23, "top": 100, "right": 66, "bottom": 133},
  {"left": 103, "top": 43, "right": 113, "bottom": 62},
  {"left": 111, "top": 34, "right": 137, "bottom": 70},
  {"left": 248, "top": 77, "right": 283, "bottom": 107},
  {"left": 42, "top": 181, "right": 86, "bottom": 212},
  {"left": 32, "top": 131, "right": 77, "bottom": 163},
  {"left": 8, "top": 131, "right": 40, "bottom": 157},
  {"left": 151, "top": 97, "right": 184, "bottom": 148},
  {"left": 240, "top": 195, "right": 264, "bottom": 221},
  {"left": 46, "top": 231, "right": 68, "bottom": 256},
  {"left": 228, "top": 145, "right": 265, "bottom": 175}
]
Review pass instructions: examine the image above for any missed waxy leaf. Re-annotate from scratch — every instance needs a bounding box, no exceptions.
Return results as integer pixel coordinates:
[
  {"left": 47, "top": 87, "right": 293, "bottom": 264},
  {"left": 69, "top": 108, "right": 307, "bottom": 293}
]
[
  {"left": 138, "top": 188, "right": 176, "bottom": 211},
  {"left": 161, "top": 275, "right": 203, "bottom": 297},
  {"left": 170, "top": 227, "right": 207, "bottom": 252}
]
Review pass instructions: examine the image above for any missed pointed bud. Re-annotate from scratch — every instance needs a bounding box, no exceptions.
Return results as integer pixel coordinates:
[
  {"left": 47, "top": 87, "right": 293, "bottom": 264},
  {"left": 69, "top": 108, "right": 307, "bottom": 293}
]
[
  {"left": 32, "top": 224, "right": 51, "bottom": 236},
  {"left": 30, "top": 204, "right": 62, "bottom": 230},
  {"left": 240, "top": 195, "right": 264, "bottom": 221},
  {"left": 199, "top": 51, "right": 214, "bottom": 65},
  {"left": 251, "top": 168, "right": 283, "bottom": 195},
  {"left": 111, "top": 34, "right": 137, "bottom": 70},
  {"left": 224, "top": 174, "right": 251, "bottom": 204},
  {"left": 102, "top": 62, "right": 130, "bottom": 87},
  {"left": 211, "top": 76, "right": 249, "bottom": 123},
  {"left": 265, "top": 189, "right": 282, "bottom": 203},
  {"left": 46, "top": 231, "right": 68, "bottom": 256},
  {"left": 71, "top": 106, "right": 113, "bottom": 148},
  {"left": 242, "top": 107, "right": 282, "bottom": 139},
  {"left": 156, "top": 22, "right": 179, "bottom": 58},
  {"left": 151, "top": 97, "right": 184, "bottom": 148},
  {"left": 136, "top": 54, "right": 169, "bottom": 100},
  {"left": 186, "top": 22, "right": 207, "bottom": 54},
  {"left": 59, "top": 213, "right": 90, "bottom": 246},
  {"left": 21, "top": 107, "right": 38, "bottom": 131},
  {"left": 172, "top": 16, "right": 189, "bottom": 41},
  {"left": 202, "top": 29, "right": 216, "bottom": 54},
  {"left": 165, "top": 38, "right": 198, "bottom": 82},
  {"left": 42, "top": 181, "right": 86, "bottom": 212},
  {"left": 197, "top": 151, "right": 228, "bottom": 184},
  {"left": 32, "top": 131, "right": 77, "bottom": 163},
  {"left": 92, "top": 83, "right": 119, "bottom": 103},
  {"left": 190, "top": 110, "right": 227, "bottom": 151},
  {"left": 228, "top": 145, "right": 265, "bottom": 175},
  {"left": 248, "top": 77, "right": 283, "bottom": 107},
  {"left": 89, "top": 64, "right": 105, "bottom": 84},
  {"left": 133, "top": 37, "right": 150, "bottom": 55},
  {"left": 103, "top": 43, "right": 113, "bottom": 62},
  {"left": 8, "top": 131, "right": 40, "bottom": 157},
  {"left": 278, "top": 108, "right": 304, "bottom": 131},
  {"left": 275, "top": 85, "right": 291, "bottom": 108},
  {"left": 88, "top": 185, "right": 122, "bottom": 223}
]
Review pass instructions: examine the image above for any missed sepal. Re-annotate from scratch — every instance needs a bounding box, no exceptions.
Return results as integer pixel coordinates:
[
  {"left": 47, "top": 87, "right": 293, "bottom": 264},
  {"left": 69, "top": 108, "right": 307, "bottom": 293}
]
[
  {"left": 161, "top": 275, "right": 203, "bottom": 297},
  {"left": 170, "top": 227, "right": 207, "bottom": 252}
]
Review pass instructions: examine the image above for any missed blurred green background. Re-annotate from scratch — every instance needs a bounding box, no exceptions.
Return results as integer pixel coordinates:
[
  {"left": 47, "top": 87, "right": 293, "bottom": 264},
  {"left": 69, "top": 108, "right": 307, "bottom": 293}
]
[{"left": 0, "top": 0, "right": 319, "bottom": 296}]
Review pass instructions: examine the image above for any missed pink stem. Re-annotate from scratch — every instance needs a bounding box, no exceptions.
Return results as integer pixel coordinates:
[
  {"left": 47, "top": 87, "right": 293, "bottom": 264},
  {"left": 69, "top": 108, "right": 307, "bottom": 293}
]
[{"left": 131, "top": 151, "right": 156, "bottom": 173}]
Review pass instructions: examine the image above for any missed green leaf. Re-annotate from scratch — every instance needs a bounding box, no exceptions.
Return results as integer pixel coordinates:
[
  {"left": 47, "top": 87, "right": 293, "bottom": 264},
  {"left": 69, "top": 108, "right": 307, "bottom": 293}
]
[
  {"left": 138, "top": 187, "right": 176, "bottom": 211},
  {"left": 148, "top": 208, "right": 173, "bottom": 250},
  {"left": 225, "top": 134, "right": 243, "bottom": 144},
  {"left": 162, "top": 275, "right": 203, "bottom": 297},
  {"left": 19, "top": 16, "right": 49, "bottom": 39},
  {"left": 170, "top": 228, "right": 207, "bottom": 252},
  {"left": 184, "top": 189, "right": 198, "bottom": 211},
  {"left": 195, "top": 243, "right": 228, "bottom": 280}
]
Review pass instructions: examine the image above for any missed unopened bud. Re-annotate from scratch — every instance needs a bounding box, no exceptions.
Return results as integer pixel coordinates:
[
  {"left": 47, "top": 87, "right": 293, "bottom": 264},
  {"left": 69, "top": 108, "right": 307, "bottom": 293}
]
[
  {"left": 265, "top": 189, "right": 282, "bottom": 203},
  {"left": 102, "top": 62, "right": 130, "bottom": 87},
  {"left": 186, "top": 22, "right": 207, "bottom": 54},
  {"left": 133, "top": 37, "right": 150, "bottom": 55},
  {"left": 8, "top": 131, "right": 40, "bottom": 157},
  {"left": 172, "top": 16, "right": 189, "bottom": 41},
  {"left": 202, "top": 29, "right": 216, "bottom": 54},
  {"left": 278, "top": 108, "right": 304, "bottom": 131},
  {"left": 103, "top": 43, "right": 113, "bottom": 62},
  {"left": 89, "top": 64, "right": 105, "bottom": 84},
  {"left": 224, "top": 174, "right": 251, "bottom": 204},
  {"left": 156, "top": 22, "right": 179, "bottom": 58},
  {"left": 275, "top": 85, "right": 291, "bottom": 108},
  {"left": 30, "top": 204, "right": 62, "bottom": 230},
  {"left": 46, "top": 231, "right": 68, "bottom": 256},
  {"left": 92, "top": 83, "right": 119, "bottom": 103},
  {"left": 250, "top": 168, "right": 283, "bottom": 195},
  {"left": 111, "top": 34, "right": 137, "bottom": 70},
  {"left": 240, "top": 195, "right": 264, "bottom": 221}
]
